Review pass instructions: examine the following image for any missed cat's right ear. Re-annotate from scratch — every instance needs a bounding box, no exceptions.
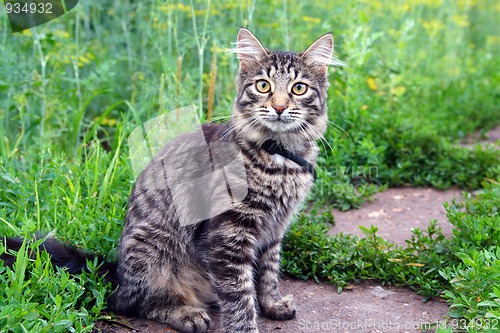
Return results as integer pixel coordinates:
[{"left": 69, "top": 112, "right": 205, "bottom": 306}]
[
  {"left": 302, "top": 33, "right": 335, "bottom": 73},
  {"left": 236, "top": 28, "right": 268, "bottom": 70}
]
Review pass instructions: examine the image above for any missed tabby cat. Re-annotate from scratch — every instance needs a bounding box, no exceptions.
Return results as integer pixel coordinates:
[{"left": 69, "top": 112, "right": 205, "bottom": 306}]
[{"left": 2, "top": 28, "right": 336, "bottom": 333}]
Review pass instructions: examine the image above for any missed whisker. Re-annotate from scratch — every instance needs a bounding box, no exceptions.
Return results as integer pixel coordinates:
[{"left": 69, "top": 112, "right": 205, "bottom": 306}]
[
  {"left": 291, "top": 116, "right": 326, "bottom": 152},
  {"left": 236, "top": 117, "right": 261, "bottom": 143},
  {"left": 329, "top": 115, "right": 353, "bottom": 126},
  {"left": 327, "top": 120, "right": 353, "bottom": 143},
  {"left": 219, "top": 112, "right": 258, "bottom": 140},
  {"left": 220, "top": 119, "right": 244, "bottom": 140},
  {"left": 226, "top": 115, "right": 260, "bottom": 142},
  {"left": 212, "top": 111, "right": 255, "bottom": 124},
  {"left": 299, "top": 119, "right": 334, "bottom": 153},
  {"left": 211, "top": 115, "right": 232, "bottom": 121}
]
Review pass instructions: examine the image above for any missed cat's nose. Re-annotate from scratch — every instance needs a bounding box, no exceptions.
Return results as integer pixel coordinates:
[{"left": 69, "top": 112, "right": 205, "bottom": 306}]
[{"left": 273, "top": 104, "right": 287, "bottom": 115}]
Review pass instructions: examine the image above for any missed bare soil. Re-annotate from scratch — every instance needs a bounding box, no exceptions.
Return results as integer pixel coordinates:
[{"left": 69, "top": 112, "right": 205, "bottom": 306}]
[
  {"left": 96, "top": 278, "right": 448, "bottom": 333},
  {"left": 328, "top": 187, "right": 462, "bottom": 247},
  {"left": 461, "top": 125, "right": 500, "bottom": 148}
]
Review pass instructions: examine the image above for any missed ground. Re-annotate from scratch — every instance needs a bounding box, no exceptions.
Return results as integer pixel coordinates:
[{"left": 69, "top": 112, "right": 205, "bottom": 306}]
[
  {"left": 94, "top": 126, "right": 499, "bottom": 333},
  {"left": 329, "top": 187, "right": 460, "bottom": 247}
]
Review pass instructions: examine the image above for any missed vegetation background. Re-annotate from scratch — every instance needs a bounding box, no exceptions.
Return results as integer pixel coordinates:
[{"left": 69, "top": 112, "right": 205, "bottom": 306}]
[{"left": 0, "top": 0, "right": 499, "bottom": 332}]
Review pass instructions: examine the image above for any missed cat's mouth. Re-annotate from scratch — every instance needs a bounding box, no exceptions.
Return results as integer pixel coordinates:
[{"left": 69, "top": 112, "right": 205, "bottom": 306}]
[{"left": 264, "top": 118, "right": 299, "bottom": 132}]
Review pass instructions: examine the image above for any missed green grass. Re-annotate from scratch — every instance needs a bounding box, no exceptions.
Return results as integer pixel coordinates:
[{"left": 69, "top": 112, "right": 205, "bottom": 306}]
[{"left": 1, "top": 0, "right": 499, "bottom": 332}]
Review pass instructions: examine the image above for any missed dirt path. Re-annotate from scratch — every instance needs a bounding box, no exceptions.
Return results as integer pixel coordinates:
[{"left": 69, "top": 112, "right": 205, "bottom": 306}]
[
  {"left": 97, "top": 279, "right": 448, "bottom": 333},
  {"left": 328, "top": 187, "right": 461, "bottom": 247},
  {"left": 461, "top": 124, "right": 500, "bottom": 148}
]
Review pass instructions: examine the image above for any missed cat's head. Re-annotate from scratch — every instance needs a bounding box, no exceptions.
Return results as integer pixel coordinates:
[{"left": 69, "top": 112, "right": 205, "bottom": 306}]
[{"left": 232, "top": 28, "right": 337, "bottom": 149}]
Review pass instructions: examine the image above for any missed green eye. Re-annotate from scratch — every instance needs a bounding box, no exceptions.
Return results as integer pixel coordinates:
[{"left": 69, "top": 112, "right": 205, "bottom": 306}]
[
  {"left": 292, "top": 82, "right": 308, "bottom": 95},
  {"left": 255, "top": 80, "right": 271, "bottom": 93}
]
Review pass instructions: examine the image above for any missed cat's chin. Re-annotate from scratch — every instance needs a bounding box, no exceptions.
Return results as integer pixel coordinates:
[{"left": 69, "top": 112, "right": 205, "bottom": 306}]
[{"left": 263, "top": 120, "right": 300, "bottom": 133}]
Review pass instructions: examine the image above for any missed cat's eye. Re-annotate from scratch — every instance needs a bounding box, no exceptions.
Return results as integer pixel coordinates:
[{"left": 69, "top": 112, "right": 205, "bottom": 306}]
[
  {"left": 291, "top": 82, "right": 308, "bottom": 95},
  {"left": 255, "top": 80, "right": 271, "bottom": 93}
]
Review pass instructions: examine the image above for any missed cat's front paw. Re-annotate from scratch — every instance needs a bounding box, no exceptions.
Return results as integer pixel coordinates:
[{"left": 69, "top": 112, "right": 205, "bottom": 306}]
[
  {"left": 168, "top": 306, "right": 211, "bottom": 333},
  {"left": 261, "top": 294, "right": 296, "bottom": 321}
]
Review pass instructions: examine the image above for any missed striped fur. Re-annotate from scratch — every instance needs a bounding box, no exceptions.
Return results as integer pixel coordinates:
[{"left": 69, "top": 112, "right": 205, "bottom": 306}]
[{"left": 108, "top": 28, "right": 335, "bottom": 333}]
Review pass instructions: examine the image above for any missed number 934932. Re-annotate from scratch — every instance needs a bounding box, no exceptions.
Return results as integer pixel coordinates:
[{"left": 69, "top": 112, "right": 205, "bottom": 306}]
[{"left": 5, "top": 2, "right": 53, "bottom": 14}]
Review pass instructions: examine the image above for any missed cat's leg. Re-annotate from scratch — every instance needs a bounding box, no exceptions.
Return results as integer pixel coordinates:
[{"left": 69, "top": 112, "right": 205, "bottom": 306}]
[
  {"left": 205, "top": 215, "right": 259, "bottom": 333},
  {"left": 257, "top": 240, "right": 296, "bottom": 320}
]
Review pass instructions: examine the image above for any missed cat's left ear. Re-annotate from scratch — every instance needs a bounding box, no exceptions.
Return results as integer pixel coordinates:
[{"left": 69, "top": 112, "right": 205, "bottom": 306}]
[{"left": 302, "top": 33, "right": 335, "bottom": 73}]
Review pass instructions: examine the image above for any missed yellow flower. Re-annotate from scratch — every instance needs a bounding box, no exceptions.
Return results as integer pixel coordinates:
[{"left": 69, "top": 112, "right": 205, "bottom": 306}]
[
  {"left": 370, "top": 1, "right": 383, "bottom": 10},
  {"left": 486, "top": 35, "right": 500, "bottom": 46},
  {"left": 391, "top": 86, "right": 406, "bottom": 96},
  {"left": 177, "top": 3, "right": 191, "bottom": 12},
  {"left": 194, "top": 9, "right": 206, "bottom": 16},
  {"left": 451, "top": 14, "right": 470, "bottom": 28},
  {"left": 302, "top": 16, "right": 321, "bottom": 24},
  {"left": 54, "top": 30, "right": 70, "bottom": 39},
  {"left": 457, "top": 0, "right": 477, "bottom": 9},
  {"left": 366, "top": 77, "right": 378, "bottom": 91},
  {"left": 159, "top": 4, "right": 175, "bottom": 13},
  {"left": 133, "top": 71, "right": 145, "bottom": 81},
  {"left": 421, "top": 19, "right": 445, "bottom": 36},
  {"left": 97, "top": 117, "right": 118, "bottom": 127}
]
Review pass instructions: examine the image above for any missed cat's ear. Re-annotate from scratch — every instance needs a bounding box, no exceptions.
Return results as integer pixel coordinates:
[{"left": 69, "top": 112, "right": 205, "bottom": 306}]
[
  {"left": 236, "top": 28, "right": 268, "bottom": 70},
  {"left": 302, "top": 33, "right": 337, "bottom": 72}
]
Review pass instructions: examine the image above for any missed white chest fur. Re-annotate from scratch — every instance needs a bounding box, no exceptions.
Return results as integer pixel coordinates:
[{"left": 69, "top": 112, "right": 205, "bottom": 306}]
[{"left": 271, "top": 154, "right": 286, "bottom": 165}]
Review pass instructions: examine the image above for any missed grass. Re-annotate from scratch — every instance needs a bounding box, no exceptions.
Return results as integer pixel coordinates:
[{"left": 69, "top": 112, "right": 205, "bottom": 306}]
[{"left": 0, "top": 0, "right": 499, "bottom": 332}]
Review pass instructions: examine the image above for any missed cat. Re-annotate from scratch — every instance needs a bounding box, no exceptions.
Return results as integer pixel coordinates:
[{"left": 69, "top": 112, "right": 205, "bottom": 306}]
[{"left": 1, "top": 28, "right": 336, "bottom": 333}]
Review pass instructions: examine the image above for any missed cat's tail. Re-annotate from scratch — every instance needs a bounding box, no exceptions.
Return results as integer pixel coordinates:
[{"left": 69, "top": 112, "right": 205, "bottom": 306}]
[{"left": 1, "top": 235, "right": 118, "bottom": 286}]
